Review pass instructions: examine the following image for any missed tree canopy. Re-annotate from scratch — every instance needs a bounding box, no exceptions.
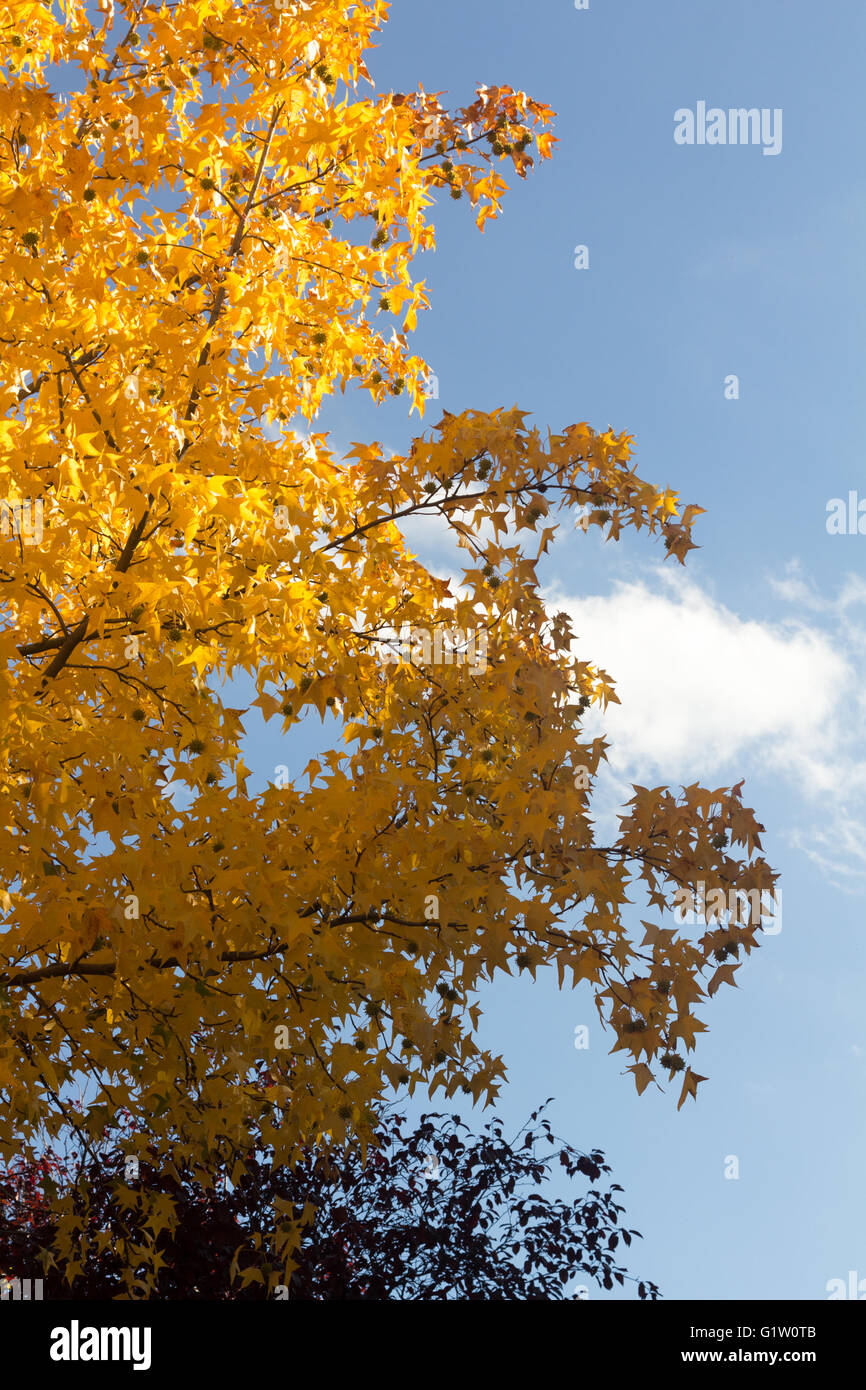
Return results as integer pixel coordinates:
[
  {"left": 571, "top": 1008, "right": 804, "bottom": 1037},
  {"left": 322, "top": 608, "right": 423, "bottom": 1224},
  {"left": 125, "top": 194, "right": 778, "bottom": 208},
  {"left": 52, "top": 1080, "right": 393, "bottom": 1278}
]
[
  {"left": 1, "top": 1102, "right": 660, "bottom": 1300},
  {"left": 0, "top": 0, "right": 775, "bottom": 1294}
]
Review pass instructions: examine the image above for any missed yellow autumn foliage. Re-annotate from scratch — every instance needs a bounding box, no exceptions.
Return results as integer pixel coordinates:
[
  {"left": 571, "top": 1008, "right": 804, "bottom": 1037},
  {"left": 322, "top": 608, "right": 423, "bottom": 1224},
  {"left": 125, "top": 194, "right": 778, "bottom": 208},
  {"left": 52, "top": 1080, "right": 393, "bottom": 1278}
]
[{"left": 0, "top": 0, "right": 775, "bottom": 1293}]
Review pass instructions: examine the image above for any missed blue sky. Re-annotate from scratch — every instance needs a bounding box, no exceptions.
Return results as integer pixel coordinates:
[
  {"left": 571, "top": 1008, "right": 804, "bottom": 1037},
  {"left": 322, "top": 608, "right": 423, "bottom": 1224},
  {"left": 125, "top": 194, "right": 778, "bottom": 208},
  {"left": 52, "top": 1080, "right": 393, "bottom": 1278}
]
[{"left": 249, "top": 0, "right": 866, "bottom": 1299}]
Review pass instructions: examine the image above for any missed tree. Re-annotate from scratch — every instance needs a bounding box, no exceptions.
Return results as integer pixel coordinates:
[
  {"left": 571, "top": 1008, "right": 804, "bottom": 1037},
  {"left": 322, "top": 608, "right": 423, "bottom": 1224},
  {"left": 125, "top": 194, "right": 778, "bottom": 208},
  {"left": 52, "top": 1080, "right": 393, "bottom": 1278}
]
[
  {"left": 0, "top": 1103, "right": 659, "bottom": 1300},
  {"left": 0, "top": 0, "right": 775, "bottom": 1293}
]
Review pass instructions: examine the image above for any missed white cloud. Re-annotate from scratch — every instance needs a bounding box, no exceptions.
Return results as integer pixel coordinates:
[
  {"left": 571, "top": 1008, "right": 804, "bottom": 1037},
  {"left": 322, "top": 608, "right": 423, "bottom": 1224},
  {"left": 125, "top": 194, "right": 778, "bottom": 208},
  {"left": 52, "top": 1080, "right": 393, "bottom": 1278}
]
[
  {"left": 768, "top": 558, "right": 866, "bottom": 617},
  {"left": 546, "top": 565, "right": 866, "bottom": 888}
]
